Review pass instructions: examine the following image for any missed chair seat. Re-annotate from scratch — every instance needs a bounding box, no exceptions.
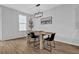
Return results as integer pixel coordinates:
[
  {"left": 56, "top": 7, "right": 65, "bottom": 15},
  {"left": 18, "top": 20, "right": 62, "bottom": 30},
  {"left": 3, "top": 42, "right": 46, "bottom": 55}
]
[
  {"left": 31, "top": 35, "right": 39, "bottom": 38},
  {"left": 44, "top": 37, "right": 52, "bottom": 41}
]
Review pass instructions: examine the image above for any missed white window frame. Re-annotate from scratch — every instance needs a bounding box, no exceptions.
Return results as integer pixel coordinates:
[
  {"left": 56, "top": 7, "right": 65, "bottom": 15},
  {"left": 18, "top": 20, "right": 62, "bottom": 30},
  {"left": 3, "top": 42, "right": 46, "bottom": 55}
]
[{"left": 19, "top": 14, "right": 27, "bottom": 31}]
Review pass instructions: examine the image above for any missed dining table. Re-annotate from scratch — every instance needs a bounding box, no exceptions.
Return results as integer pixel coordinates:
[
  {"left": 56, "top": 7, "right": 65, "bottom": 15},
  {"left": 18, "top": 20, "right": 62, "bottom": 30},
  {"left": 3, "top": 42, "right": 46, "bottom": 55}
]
[{"left": 26, "top": 30, "right": 54, "bottom": 49}]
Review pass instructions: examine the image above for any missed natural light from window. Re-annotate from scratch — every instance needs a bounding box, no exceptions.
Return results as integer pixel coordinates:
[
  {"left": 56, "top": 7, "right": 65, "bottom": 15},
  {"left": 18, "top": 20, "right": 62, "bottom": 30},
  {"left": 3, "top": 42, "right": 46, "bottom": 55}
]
[{"left": 19, "top": 14, "right": 27, "bottom": 31}]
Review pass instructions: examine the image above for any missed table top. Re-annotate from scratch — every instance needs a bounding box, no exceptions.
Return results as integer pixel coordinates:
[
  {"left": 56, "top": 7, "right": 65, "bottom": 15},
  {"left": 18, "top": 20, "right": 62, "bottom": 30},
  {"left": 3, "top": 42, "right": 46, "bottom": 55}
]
[{"left": 33, "top": 31, "right": 55, "bottom": 35}]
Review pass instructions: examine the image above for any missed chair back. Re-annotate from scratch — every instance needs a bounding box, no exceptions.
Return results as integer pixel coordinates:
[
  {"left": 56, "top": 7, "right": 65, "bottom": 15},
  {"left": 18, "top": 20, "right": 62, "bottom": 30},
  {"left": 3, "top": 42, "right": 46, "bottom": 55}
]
[
  {"left": 30, "top": 32, "right": 35, "bottom": 37},
  {"left": 50, "top": 33, "right": 56, "bottom": 41}
]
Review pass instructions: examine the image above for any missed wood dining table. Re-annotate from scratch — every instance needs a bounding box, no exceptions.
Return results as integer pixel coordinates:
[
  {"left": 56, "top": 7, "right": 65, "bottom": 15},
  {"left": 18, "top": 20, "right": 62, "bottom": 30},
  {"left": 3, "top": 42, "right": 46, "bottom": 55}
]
[
  {"left": 26, "top": 30, "right": 54, "bottom": 49},
  {"left": 35, "top": 31, "right": 53, "bottom": 49}
]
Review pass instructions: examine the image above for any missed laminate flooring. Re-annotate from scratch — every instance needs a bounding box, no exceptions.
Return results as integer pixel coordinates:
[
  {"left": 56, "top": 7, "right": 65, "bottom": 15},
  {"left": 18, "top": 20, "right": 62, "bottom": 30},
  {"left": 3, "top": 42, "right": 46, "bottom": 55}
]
[{"left": 0, "top": 38, "right": 79, "bottom": 54}]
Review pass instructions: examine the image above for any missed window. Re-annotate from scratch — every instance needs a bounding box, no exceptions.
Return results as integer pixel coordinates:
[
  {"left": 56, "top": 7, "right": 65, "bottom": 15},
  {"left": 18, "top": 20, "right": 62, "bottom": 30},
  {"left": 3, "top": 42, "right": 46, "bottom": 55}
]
[{"left": 19, "top": 14, "right": 27, "bottom": 31}]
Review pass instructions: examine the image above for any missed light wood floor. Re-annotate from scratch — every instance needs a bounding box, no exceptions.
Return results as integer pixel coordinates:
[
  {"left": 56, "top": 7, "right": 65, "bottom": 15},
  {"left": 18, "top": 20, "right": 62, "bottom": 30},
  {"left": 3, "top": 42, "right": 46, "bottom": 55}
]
[{"left": 0, "top": 38, "right": 79, "bottom": 54}]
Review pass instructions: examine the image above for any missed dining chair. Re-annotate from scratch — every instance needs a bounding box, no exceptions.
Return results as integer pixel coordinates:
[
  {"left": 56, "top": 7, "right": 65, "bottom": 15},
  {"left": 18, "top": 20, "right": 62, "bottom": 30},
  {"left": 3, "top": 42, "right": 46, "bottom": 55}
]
[
  {"left": 44, "top": 33, "right": 56, "bottom": 52},
  {"left": 28, "top": 32, "right": 40, "bottom": 47}
]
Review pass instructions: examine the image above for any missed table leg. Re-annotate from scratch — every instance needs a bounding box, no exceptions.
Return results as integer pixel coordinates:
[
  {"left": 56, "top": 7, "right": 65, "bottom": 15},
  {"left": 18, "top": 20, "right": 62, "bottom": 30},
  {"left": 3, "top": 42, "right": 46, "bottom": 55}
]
[{"left": 40, "top": 34, "right": 44, "bottom": 49}]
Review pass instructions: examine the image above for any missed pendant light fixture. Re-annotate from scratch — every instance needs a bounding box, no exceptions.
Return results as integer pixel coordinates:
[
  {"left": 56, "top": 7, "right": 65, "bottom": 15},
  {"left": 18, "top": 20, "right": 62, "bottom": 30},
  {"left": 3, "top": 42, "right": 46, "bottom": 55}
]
[{"left": 34, "top": 4, "right": 43, "bottom": 18}]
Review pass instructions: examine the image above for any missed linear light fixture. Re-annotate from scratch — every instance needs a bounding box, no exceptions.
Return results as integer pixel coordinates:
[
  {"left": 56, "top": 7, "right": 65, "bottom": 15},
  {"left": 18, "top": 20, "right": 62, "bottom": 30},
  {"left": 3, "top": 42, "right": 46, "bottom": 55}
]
[{"left": 34, "top": 4, "right": 43, "bottom": 18}]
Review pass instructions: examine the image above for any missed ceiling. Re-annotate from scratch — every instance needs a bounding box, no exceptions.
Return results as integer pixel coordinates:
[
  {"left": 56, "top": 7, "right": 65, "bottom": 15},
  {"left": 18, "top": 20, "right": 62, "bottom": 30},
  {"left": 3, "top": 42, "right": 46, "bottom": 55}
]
[{"left": 2, "top": 4, "right": 60, "bottom": 14}]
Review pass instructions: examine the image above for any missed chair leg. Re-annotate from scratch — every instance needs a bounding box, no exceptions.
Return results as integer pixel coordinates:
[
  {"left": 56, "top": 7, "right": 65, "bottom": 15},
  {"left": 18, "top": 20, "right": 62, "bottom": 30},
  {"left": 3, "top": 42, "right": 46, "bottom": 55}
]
[
  {"left": 38, "top": 37, "right": 40, "bottom": 42},
  {"left": 53, "top": 41, "right": 55, "bottom": 48},
  {"left": 47, "top": 41, "right": 49, "bottom": 46},
  {"left": 50, "top": 41, "right": 52, "bottom": 52},
  {"left": 28, "top": 37, "right": 31, "bottom": 44},
  {"left": 45, "top": 41, "right": 52, "bottom": 52},
  {"left": 34, "top": 38, "right": 36, "bottom": 47},
  {"left": 45, "top": 41, "right": 48, "bottom": 49}
]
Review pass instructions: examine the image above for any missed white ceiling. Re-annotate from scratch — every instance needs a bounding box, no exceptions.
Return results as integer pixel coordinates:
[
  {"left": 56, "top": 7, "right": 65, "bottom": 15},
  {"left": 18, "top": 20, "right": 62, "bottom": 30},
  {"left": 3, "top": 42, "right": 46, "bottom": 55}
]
[{"left": 2, "top": 4, "right": 60, "bottom": 14}]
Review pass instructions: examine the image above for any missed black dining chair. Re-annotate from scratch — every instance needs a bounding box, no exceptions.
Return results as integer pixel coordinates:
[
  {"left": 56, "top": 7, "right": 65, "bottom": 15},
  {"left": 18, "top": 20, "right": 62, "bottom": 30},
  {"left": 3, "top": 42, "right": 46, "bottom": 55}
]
[
  {"left": 44, "top": 33, "right": 56, "bottom": 52},
  {"left": 29, "top": 32, "right": 40, "bottom": 47}
]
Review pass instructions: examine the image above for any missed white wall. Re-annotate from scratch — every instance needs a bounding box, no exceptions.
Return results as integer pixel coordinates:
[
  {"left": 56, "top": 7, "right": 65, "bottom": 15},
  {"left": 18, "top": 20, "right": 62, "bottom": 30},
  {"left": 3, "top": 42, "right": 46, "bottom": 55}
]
[
  {"left": 73, "top": 6, "right": 79, "bottom": 45},
  {"left": 0, "top": 7, "right": 2, "bottom": 40},
  {"left": 33, "top": 4, "right": 79, "bottom": 46},
  {"left": 2, "top": 7, "right": 30, "bottom": 40}
]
